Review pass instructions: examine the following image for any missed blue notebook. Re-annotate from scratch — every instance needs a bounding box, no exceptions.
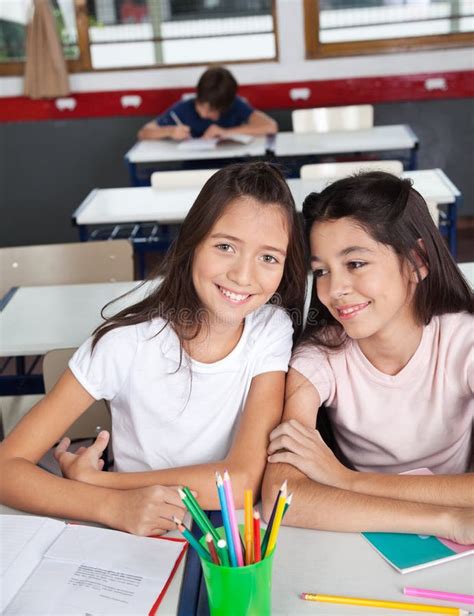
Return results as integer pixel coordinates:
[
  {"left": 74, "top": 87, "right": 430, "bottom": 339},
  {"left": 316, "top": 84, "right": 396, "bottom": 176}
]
[{"left": 362, "top": 531, "right": 474, "bottom": 574}]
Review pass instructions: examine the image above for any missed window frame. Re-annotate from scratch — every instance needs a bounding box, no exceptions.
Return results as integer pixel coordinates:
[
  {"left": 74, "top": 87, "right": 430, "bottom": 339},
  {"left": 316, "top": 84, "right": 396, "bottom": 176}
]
[
  {"left": 304, "top": 0, "right": 474, "bottom": 59},
  {"left": 0, "top": 0, "right": 278, "bottom": 76}
]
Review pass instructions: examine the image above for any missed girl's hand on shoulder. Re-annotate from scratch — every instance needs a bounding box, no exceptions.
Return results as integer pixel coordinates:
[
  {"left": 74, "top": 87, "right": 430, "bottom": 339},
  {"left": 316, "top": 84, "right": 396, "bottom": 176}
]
[
  {"left": 108, "top": 485, "right": 188, "bottom": 536},
  {"left": 267, "top": 419, "right": 353, "bottom": 489},
  {"left": 54, "top": 430, "right": 110, "bottom": 483}
]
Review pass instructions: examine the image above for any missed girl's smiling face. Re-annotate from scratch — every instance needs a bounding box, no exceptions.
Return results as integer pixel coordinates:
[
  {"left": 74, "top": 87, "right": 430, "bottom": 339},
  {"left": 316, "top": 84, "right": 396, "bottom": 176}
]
[
  {"left": 192, "top": 196, "right": 289, "bottom": 329},
  {"left": 310, "top": 217, "right": 419, "bottom": 343}
]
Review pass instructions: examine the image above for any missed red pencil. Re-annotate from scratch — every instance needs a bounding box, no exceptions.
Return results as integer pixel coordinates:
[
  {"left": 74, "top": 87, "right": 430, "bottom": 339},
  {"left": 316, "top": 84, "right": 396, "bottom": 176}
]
[
  {"left": 253, "top": 510, "right": 261, "bottom": 562},
  {"left": 206, "top": 533, "right": 220, "bottom": 565}
]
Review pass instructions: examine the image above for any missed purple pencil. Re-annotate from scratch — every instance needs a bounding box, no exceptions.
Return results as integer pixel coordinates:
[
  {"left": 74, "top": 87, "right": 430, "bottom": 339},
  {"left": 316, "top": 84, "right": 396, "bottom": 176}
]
[{"left": 223, "top": 470, "right": 244, "bottom": 566}]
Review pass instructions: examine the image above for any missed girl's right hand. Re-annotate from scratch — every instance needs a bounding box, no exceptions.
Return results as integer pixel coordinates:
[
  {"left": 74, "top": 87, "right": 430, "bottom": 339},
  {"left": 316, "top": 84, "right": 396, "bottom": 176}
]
[{"left": 106, "top": 485, "right": 187, "bottom": 536}]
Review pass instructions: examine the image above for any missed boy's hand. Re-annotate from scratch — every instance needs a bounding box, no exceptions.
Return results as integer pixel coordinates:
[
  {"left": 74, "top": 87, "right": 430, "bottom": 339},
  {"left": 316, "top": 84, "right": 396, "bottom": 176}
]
[
  {"left": 171, "top": 124, "right": 191, "bottom": 140},
  {"left": 267, "top": 419, "right": 353, "bottom": 489},
  {"left": 202, "top": 124, "right": 227, "bottom": 139},
  {"left": 107, "top": 485, "right": 188, "bottom": 536},
  {"left": 54, "top": 430, "right": 109, "bottom": 483}
]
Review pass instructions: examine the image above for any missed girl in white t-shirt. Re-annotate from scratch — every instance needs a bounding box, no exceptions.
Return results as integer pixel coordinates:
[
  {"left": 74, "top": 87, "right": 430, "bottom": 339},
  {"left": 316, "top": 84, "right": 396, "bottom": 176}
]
[
  {"left": 0, "top": 162, "right": 306, "bottom": 536},
  {"left": 264, "top": 171, "right": 474, "bottom": 544}
]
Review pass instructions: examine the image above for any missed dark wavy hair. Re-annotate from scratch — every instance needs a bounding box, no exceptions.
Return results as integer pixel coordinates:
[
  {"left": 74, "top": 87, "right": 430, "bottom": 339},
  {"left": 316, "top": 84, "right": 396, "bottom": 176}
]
[
  {"left": 92, "top": 162, "right": 307, "bottom": 351},
  {"left": 300, "top": 171, "right": 473, "bottom": 350}
]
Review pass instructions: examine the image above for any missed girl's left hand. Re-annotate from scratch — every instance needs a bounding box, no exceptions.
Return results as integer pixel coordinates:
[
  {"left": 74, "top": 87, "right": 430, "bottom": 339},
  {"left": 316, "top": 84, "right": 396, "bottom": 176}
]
[
  {"left": 54, "top": 430, "right": 109, "bottom": 483},
  {"left": 267, "top": 419, "right": 353, "bottom": 489}
]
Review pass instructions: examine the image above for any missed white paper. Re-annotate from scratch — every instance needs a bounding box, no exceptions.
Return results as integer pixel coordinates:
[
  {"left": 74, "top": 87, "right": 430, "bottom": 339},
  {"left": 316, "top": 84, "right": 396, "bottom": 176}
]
[
  {"left": 0, "top": 515, "right": 65, "bottom": 612},
  {"left": 2, "top": 519, "right": 186, "bottom": 615},
  {"left": 178, "top": 133, "right": 254, "bottom": 151}
]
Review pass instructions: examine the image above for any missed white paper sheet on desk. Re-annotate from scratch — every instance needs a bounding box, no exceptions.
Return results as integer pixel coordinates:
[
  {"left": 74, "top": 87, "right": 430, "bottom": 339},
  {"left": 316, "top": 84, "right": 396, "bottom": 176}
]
[
  {"left": 3, "top": 521, "right": 185, "bottom": 615},
  {"left": 178, "top": 134, "right": 253, "bottom": 151}
]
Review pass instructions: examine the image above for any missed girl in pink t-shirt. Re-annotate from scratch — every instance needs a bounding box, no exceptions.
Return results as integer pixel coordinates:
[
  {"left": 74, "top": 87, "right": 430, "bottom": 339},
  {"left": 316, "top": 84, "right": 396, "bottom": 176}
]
[{"left": 264, "top": 171, "right": 473, "bottom": 544}]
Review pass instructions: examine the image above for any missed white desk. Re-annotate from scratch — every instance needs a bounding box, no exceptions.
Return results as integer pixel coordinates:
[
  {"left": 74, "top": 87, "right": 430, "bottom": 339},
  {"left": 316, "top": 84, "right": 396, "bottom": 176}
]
[
  {"left": 3, "top": 504, "right": 471, "bottom": 616},
  {"left": 0, "top": 281, "right": 151, "bottom": 357},
  {"left": 459, "top": 262, "right": 474, "bottom": 288},
  {"left": 273, "top": 125, "right": 418, "bottom": 168},
  {"left": 125, "top": 137, "right": 269, "bottom": 186},
  {"left": 73, "top": 169, "right": 459, "bottom": 228},
  {"left": 272, "top": 524, "right": 474, "bottom": 615}
]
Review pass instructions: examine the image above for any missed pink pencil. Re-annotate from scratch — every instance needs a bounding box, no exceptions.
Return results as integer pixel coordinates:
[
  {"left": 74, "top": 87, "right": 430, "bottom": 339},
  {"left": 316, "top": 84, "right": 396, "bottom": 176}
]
[
  {"left": 223, "top": 470, "right": 244, "bottom": 566},
  {"left": 404, "top": 587, "right": 474, "bottom": 605}
]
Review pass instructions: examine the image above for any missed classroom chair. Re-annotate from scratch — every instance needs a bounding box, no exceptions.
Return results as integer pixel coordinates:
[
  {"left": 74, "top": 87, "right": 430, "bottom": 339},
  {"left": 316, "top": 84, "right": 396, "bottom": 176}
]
[
  {"left": 0, "top": 239, "right": 134, "bottom": 299},
  {"left": 300, "top": 160, "right": 404, "bottom": 180},
  {"left": 42, "top": 348, "right": 112, "bottom": 472},
  {"left": 150, "top": 168, "right": 219, "bottom": 189},
  {"left": 292, "top": 104, "right": 374, "bottom": 133}
]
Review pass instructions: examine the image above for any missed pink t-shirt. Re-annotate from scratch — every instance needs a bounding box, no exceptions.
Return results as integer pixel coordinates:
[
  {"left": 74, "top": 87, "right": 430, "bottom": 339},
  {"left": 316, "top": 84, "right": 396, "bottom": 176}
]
[{"left": 291, "top": 312, "right": 473, "bottom": 474}]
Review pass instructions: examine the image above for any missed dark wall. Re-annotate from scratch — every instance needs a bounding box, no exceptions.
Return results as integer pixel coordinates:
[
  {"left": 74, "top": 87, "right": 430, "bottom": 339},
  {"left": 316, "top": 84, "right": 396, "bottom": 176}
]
[{"left": 1, "top": 98, "right": 473, "bottom": 248}]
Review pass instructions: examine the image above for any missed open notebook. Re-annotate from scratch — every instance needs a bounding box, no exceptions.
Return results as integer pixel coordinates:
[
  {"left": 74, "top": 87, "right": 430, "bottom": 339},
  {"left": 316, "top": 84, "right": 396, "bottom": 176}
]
[
  {"left": 178, "top": 134, "right": 254, "bottom": 151},
  {"left": 362, "top": 468, "right": 474, "bottom": 573},
  {"left": 1, "top": 515, "right": 187, "bottom": 615}
]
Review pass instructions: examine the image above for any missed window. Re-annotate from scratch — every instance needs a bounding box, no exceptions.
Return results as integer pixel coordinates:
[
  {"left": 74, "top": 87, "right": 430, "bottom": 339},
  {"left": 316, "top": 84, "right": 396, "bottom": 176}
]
[
  {"left": 304, "top": 0, "right": 474, "bottom": 58},
  {"left": 0, "top": 0, "right": 277, "bottom": 75}
]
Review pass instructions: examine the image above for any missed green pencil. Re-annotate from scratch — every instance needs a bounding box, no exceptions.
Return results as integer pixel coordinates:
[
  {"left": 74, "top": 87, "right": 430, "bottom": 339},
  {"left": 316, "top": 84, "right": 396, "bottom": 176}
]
[
  {"left": 179, "top": 487, "right": 220, "bottom": 542},
  {"left": 176, "top": 520, "right": 211, "bottom": 562}
]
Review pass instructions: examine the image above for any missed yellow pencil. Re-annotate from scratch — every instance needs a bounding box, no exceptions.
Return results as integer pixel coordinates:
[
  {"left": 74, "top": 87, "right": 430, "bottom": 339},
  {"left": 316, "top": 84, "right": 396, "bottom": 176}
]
[
  {"left": 244, "top": 489, "right": 253, "bottom": 565},
  {"left": 300, "top": 593, "right": 468, "bottom": 615},
  {"left": 264, "top": 492, "right": 286, "bottom": 556}
]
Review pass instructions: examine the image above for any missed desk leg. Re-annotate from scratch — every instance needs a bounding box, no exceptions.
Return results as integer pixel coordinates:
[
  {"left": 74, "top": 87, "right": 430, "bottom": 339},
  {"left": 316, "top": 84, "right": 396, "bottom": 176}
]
[
  {"left": 449, "top": 196, "right": 460, "bottom": 257},
  {"left": 127, "top": 161, "right": 139, "bottom": 187},
  {"left": 78, "top": 225, "right": 89, "bottom": 242},
  {"left": 408, "top": 146, "right": 418, "bottom": 170}
]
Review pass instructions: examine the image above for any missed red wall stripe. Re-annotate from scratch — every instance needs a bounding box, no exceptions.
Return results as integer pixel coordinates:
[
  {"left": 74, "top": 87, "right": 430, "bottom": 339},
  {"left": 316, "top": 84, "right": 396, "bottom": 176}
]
[{"left": 0, "top": 70, "right": 472, "bottom": 123}]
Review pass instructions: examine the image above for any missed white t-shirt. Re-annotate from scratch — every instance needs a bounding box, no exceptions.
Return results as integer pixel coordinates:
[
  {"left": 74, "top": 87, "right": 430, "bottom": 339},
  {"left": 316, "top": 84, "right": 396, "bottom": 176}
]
[
  {"left": 69, "top": 305, "right": 293, "bottom": 472},
  {"left": 291, "top": 312, "right": 473, "bottom": 474}
]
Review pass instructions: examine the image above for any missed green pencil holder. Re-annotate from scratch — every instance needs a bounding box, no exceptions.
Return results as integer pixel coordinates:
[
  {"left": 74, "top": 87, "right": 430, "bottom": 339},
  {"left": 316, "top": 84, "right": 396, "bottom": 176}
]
[{"left": 199, "top": 526, "right": 274, "bottom": 616}]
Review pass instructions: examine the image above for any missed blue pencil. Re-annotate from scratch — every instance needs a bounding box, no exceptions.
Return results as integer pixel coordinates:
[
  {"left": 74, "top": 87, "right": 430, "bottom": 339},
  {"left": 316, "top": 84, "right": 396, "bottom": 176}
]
[{"left": 216, "top": 472, "right": 237, "bottom": 567}]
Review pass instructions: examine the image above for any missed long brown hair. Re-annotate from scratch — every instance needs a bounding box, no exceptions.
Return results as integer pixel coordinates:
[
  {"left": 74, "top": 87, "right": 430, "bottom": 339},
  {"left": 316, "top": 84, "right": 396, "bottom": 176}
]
[
  {"left": 93, "top": 162, "right": 307, "bottom": 350},
  {"left": 300, "top": 171, "right": 473, "bottom": 350}
]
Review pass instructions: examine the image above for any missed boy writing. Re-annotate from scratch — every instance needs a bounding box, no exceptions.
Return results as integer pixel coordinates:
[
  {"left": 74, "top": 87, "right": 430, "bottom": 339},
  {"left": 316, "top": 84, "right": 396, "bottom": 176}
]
[{"left": 138, "top": 66, "right": 277, "bottom": 141}]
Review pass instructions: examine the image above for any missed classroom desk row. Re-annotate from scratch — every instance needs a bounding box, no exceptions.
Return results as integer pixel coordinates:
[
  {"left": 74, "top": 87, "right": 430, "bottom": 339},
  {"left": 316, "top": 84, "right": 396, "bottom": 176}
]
[
  {"left": 73, "top": 169, "right": 461, "bottom": 257},
  {"left": 2, "top": 504, "right": 473, "bottom": 615},
  {"left": 1, "top": 262, "right": 472, "bottom": 391},
  {"left": 124, "top": 124, "right": 419, "bottom": 185}
]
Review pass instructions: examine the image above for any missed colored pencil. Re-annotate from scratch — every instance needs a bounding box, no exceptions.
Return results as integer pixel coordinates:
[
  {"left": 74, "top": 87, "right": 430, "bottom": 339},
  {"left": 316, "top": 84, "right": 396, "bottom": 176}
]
[
  {"left": 179, "top": 487, "right": 220, "bottom": 542},
  {"left": 282, "top": 492, "right": 293, "bottom": 520},
  {"left": 216, "top": 472, "right": 238, "bottom": 567},
  {"left": 300, "top": 593, "right": 468, "bottom": 615},
  {"left": 175, "top": 520, "right": 211, "bottom": 562},
  {"left": 244, "top": 489, "right": 253, "bottom": 565},
  {"left": 261, "top": 479, "right": 287, "bottom": 556},
  {"left": 253, "top": 510, "right": 261, "bottom": 562},
  {"left": 404, "top": 587, "right": 474, "bottom": 605},
  {"left": 216, "top": 539, "right": 230, "bottom": 566},
  {"left": 264, "top": 491, "right": 286, "bottom": 557},
  {"left": 223, "top": 471, "right": 244, "bottom": 566},
  {"left": 205, "top": 533, "right": 220, "bottom": 565}
]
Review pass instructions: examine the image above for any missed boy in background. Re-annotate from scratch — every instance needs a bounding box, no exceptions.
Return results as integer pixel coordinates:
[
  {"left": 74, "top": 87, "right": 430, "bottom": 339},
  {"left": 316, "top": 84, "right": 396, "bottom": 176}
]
[{"left": 138, "top": 66, "right": 277, "bottom": 141}]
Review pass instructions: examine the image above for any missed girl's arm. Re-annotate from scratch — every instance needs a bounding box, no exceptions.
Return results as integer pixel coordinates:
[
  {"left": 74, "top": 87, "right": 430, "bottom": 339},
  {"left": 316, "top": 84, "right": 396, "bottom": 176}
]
[
  {"left": 56, "top": 370, "right": 286, "bottom": 510},
  {"left": 0, "top": 369, "right": 187, "bottom": 535},
  {"left": 261, "top": 369, "right": 474, "bottom": 545}
]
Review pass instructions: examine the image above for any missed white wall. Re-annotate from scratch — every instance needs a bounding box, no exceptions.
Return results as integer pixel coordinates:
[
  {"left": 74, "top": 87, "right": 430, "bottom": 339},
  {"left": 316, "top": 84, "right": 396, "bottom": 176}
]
[{"left": 0, "top": 0, "right": 473, "bottom": 97}]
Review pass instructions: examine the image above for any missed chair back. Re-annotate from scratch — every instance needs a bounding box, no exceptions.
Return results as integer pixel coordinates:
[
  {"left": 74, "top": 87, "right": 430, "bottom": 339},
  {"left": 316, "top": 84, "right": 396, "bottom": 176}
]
[
  {"left": 43, "top": 348, "right": 111, "bottom": 441},
  {"left": 151, "top": 168, "right": 219, "bottom": 189},
  {"left": 0, "top": 240, "right": 134, "bottom": 298},
  {"left": 300, "top": 160, "right": 404, "bottom": 180},
  {"left": 292, "top": 105, "right": 373, "bottom": 133}
]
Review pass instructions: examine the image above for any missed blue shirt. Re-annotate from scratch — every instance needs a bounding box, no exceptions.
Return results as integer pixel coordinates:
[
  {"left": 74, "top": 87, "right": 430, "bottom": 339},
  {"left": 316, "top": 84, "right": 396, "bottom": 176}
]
[{"left": 156, "top": 96, "right": 254, "bottom": 138}]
